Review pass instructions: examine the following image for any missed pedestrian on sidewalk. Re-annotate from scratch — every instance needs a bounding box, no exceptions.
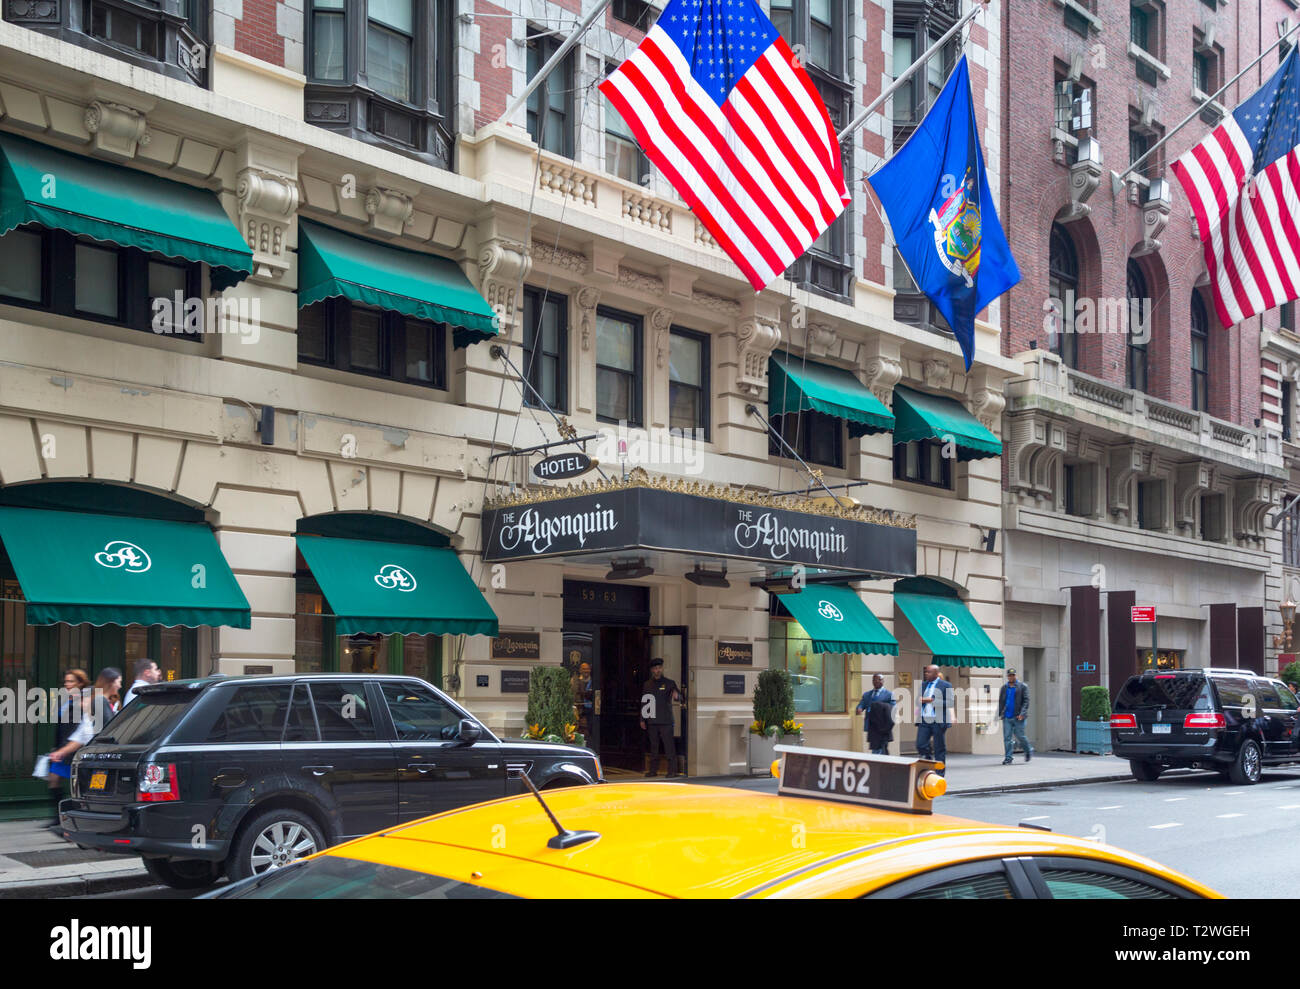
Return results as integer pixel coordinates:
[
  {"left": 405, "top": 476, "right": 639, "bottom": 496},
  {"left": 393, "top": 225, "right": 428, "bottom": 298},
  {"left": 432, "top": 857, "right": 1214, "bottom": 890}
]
[
  {"left": 856, "top": 674, "right": 895, "bottom": 754},
  {"left": 45, "top": 669, "right": 89, "bottom": 827},
  {"left": 998, "top": 668, "right": 1032, "bottom": 764},
  {"left": 92, "top": 667, "right": 123, "bottom": 727},
  {"left": 122, "top": 657, "right": 161, "bottom": 707},
  {"left": 915, "top": 665, "right": 953, "bottom": 774}
]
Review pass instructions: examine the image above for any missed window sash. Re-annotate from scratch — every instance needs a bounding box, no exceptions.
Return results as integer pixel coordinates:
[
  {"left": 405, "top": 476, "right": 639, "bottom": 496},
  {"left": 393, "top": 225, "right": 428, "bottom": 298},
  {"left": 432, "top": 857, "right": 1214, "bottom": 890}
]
[
  {"left": 522, "top": 289, "right": 567, "bottom": 411},
  {"left": 366, "top": 22, "right": 414, "bottom": 103}
]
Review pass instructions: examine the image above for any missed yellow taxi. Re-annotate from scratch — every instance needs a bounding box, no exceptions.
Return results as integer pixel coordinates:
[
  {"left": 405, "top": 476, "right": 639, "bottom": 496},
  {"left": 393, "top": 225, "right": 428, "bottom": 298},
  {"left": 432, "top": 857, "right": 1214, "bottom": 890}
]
[{"left": 207, "top": 747, "right": 1221, "bottom": 899}]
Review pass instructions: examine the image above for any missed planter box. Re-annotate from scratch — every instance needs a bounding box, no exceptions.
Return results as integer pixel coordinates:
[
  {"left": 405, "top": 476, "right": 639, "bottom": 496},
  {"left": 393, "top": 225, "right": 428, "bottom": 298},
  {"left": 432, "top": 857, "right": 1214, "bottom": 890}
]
[
  {"left": 748, "top": 733, "right": 778, "bottom": 774},
  {"left": 1075, "top": 718, "right": 1112, "bottom": 755}
]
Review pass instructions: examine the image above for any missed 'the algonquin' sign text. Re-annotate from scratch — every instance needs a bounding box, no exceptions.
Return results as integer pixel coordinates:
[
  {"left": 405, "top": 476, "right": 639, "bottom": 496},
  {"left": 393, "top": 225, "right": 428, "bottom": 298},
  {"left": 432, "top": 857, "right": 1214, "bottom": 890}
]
[{"left": 482, "top": 488, "right": 915, "bottom": 576}]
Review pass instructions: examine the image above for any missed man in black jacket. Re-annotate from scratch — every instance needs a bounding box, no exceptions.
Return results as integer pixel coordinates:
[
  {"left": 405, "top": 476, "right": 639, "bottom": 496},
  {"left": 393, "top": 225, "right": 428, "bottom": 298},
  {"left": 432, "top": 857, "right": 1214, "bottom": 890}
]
[{"left": 998, "top": 669, "right": 1032, "bottom": 764}]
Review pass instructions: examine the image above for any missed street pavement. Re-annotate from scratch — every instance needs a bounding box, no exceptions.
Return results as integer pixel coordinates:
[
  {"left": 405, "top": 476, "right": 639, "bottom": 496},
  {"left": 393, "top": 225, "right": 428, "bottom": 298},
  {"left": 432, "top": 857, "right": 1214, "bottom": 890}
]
[
  {"left": 8, "top": 751, "right": 1287, "bottom": 898},
  {"left": 949, "top": 767, "right": 1300, "bottom": 897}
]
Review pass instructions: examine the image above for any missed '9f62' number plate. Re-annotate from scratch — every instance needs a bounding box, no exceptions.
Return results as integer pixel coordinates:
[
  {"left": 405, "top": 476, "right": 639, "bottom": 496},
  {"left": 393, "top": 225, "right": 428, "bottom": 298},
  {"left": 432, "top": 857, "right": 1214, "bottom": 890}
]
[{"left": 786, "top": 756, "right": 872, "bottom": 798}]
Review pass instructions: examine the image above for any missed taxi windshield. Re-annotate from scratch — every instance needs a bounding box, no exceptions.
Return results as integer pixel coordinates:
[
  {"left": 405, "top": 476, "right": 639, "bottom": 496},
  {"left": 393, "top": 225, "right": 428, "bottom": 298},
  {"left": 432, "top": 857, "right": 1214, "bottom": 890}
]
[{"left": 227, "top": 856, "right": 518, "bottom": 899}]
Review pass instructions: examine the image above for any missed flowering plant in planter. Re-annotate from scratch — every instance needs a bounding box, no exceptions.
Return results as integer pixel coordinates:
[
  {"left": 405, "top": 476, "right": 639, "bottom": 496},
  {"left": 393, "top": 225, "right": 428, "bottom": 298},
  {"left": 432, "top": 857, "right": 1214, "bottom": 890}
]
[
  {"left": 750, "top": 720, "right": 780, "bottom": 737},
  {"left": 780, "top": 719, "right": 804, "bottom": 736}
]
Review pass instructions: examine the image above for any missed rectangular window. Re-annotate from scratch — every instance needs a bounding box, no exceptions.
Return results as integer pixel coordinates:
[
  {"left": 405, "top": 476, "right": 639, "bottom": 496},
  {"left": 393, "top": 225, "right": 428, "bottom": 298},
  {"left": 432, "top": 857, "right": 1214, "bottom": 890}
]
[
  {"left": 0, "top": 228, "right": 44, "bottom": 303},
  {"left": 74, "top": 242, "right": 121, "bottom": 319},
  {"left": 298, "top": 301, "right": 332, "bottom": 365},
  {"left": 1200, "top": 493, "right": 1224, "bottom": 542},
  {"left": 89, "top": 2, "right": 155, "bottom": 57},
  {"left": 596, "top": 308, "right": 642, "bottom": 425},
  {"left": 1193, "top": 51, "right": 1210, "bottom": 93},
  {"left": 403, "top": 318, "right": 444, "bottom": 386},
  {"left": 522, "top": 287, "right": 568, "bottom": 412},
  {"left": 1063, "top": 462, "right": 1094, "bottom": 517},
  {"left": 668, "top": 328, "right": 708, "bottom": 436},
  {"left": 808, "top": 0, "right": 834, "bottom": 73},
  {"left": 1064, "top": 5, "right": 1090, "bottom": 36},
  {"left": 1282, "top": 300, "right": 1295, "bottom": 333},
  {"left": 527, "top": 32, "right": 573, "bottom": 156},
  {"left": 770, "top": 411, "right": 843, "bottom": 469},
  {"left": 893, "top": 439, "right": 952, "bottom": 488},
  {"left": 1137, "top": 479, "right": 1164, "bottom": 531},
  {"left": 892, "top": 34, "right": 915, "bottom": 123},
  {"left": 1130, "top": 5, "right": 1150, "bottom": 51},
  {"left": 312, "top": 0, "right": 346, "bottom": 80},
  {"left": 349, "top": 306, "right": 387, "bottom": 373},
  {"left": 298, "top": 299, "right": 444, "bottom": 388},
  {"left": 1284, "top": 499, "right": 1300, "bottom": 566},
  {"left": 1284, "top": 381, "right": 1294, "bottom": 443},
  {"left": 147, "top": 260, "right": 188, "bottom": 334},
  {"left": 1191, "top": 325, "right": 1208, "bottom": 413},
  {"left": 367, "top": 0, "right": 415, "bottom": 102},
  {"left": 604, "top": 66, "right": 649, "bottom": 183},
  {"left": 611, "top": 0, "right": 659, "bottom": 32},
  {"left": 768, "top": 618, "right": 847, "bottom": 714}
]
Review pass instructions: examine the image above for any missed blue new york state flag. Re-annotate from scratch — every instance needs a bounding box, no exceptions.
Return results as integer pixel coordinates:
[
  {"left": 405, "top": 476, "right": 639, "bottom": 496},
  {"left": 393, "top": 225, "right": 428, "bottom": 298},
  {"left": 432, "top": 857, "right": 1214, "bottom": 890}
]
[{"left": 869, "top": 55, "right": 1019, "bottom": 370}]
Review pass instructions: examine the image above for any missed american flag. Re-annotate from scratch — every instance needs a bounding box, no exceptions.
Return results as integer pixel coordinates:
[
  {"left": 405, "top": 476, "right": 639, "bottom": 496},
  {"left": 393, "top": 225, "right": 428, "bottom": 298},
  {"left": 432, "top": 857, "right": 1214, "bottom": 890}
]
[
  {"left": 599, "top": 0, "right": 851, "bottom": 290},
  {"left": 1171, "top": 48, "right": 1300, "bottom": 327}
]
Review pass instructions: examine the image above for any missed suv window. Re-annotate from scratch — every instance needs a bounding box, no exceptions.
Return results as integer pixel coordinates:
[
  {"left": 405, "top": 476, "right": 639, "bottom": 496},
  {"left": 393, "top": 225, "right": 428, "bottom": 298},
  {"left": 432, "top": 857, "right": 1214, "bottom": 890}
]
[
  {"left": 380, "top": 682, "right": 463, "bottom": 741},
  {"left": 1255, "top": 681, "right": 1282, "bottom": 708},
  {"left": 1114, "top": 676, "right": 1212, "bottom": 711},
  {"left": 206, "top": 685, "right": 292, "bottom": 743},
  {"left": 1272, "top": 681, "right": 1300, "bottom": 711},
  {"left": 94, "top": 693, "right": 193, "bottom": 745},
  {"left": 1212, "top": 677, "right": 1254, "bottom": 708},
  {"left": 284, "top": 683, "right": 319, "bottom": 741},
  {"left": 311, "top": 682, "right": 379, "bottom": 742}
]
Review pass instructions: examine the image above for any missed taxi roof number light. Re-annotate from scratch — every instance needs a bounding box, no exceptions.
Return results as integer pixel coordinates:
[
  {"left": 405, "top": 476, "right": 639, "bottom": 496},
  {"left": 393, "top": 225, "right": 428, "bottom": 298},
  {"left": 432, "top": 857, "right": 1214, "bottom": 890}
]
[{"left": 774, "top": 746, "right": 946, "bottom": 815}]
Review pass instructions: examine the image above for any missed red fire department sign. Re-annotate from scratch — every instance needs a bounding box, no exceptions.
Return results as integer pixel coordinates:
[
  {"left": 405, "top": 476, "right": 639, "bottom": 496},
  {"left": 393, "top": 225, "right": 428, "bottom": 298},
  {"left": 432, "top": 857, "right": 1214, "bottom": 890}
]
[{"left": 1130, "top": 606, "right": 1156, "bottom": 623}]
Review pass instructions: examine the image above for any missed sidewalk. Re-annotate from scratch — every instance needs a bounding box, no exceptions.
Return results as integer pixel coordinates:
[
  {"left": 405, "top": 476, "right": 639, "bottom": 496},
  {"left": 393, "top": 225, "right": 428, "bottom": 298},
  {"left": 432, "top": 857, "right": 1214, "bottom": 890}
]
[
  {"left": 0, "top": 751, "right": 1139, "bottom": 897},
  {"left": 0, "top": 820, "right": 148, "bottom": 899},
  {"left": 674, "top": 750, "right": 1143, "bottom": 795}
]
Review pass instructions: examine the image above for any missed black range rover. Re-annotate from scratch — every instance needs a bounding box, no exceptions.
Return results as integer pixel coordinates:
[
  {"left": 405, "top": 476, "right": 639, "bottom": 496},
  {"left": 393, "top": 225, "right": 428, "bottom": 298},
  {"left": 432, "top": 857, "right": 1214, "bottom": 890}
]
[
  {"left": 59, "top": 674, "right": 602, "bottom": 889},
  {"left": 1111, "top": 668, "right": 1300, "bottom": 784}
]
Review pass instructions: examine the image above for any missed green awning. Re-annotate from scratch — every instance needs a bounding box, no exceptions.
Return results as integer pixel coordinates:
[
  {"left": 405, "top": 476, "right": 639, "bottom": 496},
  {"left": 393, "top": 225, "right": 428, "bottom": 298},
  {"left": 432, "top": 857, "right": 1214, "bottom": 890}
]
[
  {"left": 0, "top": 132, "right": 252, "bottom": 291},
  {"left": 0, "top": 507, "right": 251, "bottom": 628},
  {"left": 891, "top": 385, "right": 1001, "bottom": 460},
  {"left": 297, "top": 535, "right": 498, "bottom": 637},
  {"left": 894, "top": 590, "right": 1003, "bottom": 667},
  {"left": 768, "top": 357, "right": 894, "bottom": 437},
  {"left": 297, "top": 219, "right": 498, "bottom": 347},
  {"left": 778, "top": 584, "right": 898, "bottom": 655}
]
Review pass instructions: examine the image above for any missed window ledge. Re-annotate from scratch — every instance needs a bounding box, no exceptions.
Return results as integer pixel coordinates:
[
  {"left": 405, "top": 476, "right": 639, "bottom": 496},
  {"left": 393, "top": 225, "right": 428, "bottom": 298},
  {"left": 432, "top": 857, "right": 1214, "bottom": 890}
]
[
  {"left": 1052, "top": 128, "right": 1080, "bottom": 147},
  {"left": 1191, "top": 87, "right": 1227, "bottom": 117},
  {"left": 1128, "top": 42, "right": 1172, "bottom": 80},
  {"left": 1050, "top": 0, "right": 1103, "bottom": 33}
]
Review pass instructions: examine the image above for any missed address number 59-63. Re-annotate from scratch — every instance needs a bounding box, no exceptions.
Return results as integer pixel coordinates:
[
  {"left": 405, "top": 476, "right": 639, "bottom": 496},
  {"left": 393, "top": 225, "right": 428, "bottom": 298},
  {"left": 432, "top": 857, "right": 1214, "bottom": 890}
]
[{"left": 817, "top": 758, "right": 870, "bottom": 794}]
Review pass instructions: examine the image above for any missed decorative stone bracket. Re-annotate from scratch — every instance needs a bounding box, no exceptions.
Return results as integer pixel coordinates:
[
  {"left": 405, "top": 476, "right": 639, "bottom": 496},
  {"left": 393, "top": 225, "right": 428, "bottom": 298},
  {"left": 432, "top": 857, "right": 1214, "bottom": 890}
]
[
  {"left": 85, "top": 101, "right": 150, "bottom": 160},
  {"left": 1006, "top": 413, "right": 1063, "bottom": 502},
  {"left": 736, "top": 314, "right": 781, "bottom": 396},
  {"left": 237, "top": 168, "right": 298, "bottom": 279},
  {"left": 923, "top": 359, "right": 953, "bottom": 392},
  {"left": 1132, "top": 193, "right": 1172, "bottom": 257},
  {"left": 364, "top": 186, "right": 415, "bottom": 236},
  {"left": 1172, "top": 461, "right": 1212, "bottom": 533},
  {"left": 575, "top": 286, "right": 601, "bottom": 352},
  {"left": 1108, "top": 443, "right": 1147, "bottom": 521},
  {"left": 967, "top": 388, "right": 1006, "bottom": 432},
  {"left": 863, "top": 354, "right": 902, "bottom": 406},
  {"left": 478, "top": 240, "right": 532, "bottom": 333},
  {"left": 1234, "top": 478, "right": 1277, "bottom": 542},
  {"left": 650, "top": 307, "right": 674, "bottom": 369},
  {"left": 1060, "top": 144, "right": 1102, "bottom": 222},
  {"left": 806, "top": 322, "right": 837, "bottom": 359}
]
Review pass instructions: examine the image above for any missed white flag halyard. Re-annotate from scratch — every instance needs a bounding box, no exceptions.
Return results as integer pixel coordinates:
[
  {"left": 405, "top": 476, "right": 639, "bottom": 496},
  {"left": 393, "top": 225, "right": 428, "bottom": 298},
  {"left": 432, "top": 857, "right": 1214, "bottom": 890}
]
[
  {"left": 1171, "top": 48, "right": 1300, "bottom": 328},
  {"left": 600, "top": 0, "right": 850, "bottom": 291}
]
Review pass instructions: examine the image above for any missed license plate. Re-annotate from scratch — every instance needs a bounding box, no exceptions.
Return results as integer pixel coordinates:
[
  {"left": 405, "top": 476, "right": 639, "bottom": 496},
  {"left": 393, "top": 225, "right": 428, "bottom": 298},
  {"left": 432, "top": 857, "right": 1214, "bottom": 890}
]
[
  {"left": 89, "top": 772, "right": 108, "bottom": 791},
  {"left": 1151, "top": 724, "right": 1171, "bottom": 735}
]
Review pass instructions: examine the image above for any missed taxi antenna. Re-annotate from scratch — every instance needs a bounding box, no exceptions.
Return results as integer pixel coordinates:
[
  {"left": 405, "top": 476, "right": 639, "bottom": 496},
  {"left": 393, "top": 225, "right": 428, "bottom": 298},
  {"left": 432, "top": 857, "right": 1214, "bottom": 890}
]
[{"left": 515, "top": 769, "right": 601, "bottom": 849}]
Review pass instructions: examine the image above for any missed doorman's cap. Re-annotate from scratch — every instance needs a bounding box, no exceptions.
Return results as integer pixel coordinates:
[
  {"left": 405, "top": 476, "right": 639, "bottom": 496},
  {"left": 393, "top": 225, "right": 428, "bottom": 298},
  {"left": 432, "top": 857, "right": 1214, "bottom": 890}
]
[{"left": 649, "top": 658, "right": 664, "bottom": 668}]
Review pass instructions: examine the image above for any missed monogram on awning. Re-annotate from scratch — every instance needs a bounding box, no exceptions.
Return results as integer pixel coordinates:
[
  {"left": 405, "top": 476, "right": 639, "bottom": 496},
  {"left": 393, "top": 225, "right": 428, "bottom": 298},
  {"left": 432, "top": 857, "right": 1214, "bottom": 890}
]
[{"left": 481, "top": 480, "right": 916, "bottom": 577}]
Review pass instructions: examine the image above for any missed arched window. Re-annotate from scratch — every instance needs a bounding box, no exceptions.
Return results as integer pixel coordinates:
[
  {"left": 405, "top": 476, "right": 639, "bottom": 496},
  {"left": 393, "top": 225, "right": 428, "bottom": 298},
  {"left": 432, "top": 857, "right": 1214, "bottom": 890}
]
[
  {"left": 1190, "top": 292, "right": 1209, "bottom": 411},
  {"left": 1048, "top": 224, "right": 1079, "bottom": 368},
  {"left": 1127, "top": 260, "right": 1149, "bottom": 393}
]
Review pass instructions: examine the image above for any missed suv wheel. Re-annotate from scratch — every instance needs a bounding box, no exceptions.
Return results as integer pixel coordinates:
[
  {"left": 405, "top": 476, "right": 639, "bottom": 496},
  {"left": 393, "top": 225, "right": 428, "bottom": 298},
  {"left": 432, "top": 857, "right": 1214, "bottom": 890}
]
[
  {"left": 142, "top": 856, "right": 222, "bottom": 890},
  {"left": 1229, "top": 739, "right": 1263, "bottom": 785},
  {"left": 228, "top": 808, "right": 326, "bottom": 882},
  {"left": 1129, "top": 760, "right": 1163, "bottom": 782}
]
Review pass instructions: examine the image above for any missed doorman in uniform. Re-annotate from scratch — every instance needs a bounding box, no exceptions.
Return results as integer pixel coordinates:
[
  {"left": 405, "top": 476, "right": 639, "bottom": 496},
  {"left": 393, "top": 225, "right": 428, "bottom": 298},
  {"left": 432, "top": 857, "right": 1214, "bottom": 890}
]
[{"left": 640, "top": 658, "right": 682, "bottom": 778}]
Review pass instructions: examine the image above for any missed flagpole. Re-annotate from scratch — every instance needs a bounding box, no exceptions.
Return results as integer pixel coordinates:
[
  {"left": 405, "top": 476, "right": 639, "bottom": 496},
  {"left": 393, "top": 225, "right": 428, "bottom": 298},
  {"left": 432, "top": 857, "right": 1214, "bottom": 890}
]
[
  {"left": 497, "top": 0, "right": 614, "bottom": 127},
  {"left": 1112, "top": 20, "right": 1300, "bottom": 191},
  {"left": 836, "top": 0, "right": 988, "bottom": 143}
]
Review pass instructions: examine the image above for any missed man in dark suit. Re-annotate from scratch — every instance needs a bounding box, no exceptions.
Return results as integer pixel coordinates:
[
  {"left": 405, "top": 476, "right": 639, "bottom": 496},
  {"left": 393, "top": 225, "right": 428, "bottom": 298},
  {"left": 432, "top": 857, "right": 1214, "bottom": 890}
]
[
  {"left": 915, "top": 665, "right": 953, "bottom": 774},
  {"left": 856, "top": 674, "right": 895, "bottom": 754},
  {"left": 998, "top": 668, "right": 1032, "bottom": 764}
]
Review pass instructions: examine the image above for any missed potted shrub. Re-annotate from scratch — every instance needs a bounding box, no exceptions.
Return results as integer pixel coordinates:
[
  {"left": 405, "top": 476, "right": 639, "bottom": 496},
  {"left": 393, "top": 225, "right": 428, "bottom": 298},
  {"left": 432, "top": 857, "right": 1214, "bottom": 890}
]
[
  {"left": 522, "top": 666, "right": 586, "bottom": 747},
  {"left": 1075, "top": 684, "right": 1112, "bottom": 754},
  {"left": 1281, "top": 660, "right": 1300, "bottom": 694},
  {"left": 749, "top": 669, "right": 795, "bottom": 773}
]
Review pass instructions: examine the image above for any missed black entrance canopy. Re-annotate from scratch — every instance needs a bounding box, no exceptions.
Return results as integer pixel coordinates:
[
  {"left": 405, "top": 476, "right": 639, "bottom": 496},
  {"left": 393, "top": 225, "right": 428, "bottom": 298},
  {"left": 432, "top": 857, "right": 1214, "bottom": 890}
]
[{"left": 481, "top": 473, "right": 916, "bottom": 576}]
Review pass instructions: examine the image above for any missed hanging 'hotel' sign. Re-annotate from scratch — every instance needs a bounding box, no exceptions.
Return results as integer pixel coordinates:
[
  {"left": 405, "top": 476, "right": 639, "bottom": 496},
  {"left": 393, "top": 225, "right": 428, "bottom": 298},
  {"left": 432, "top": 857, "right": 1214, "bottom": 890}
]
[{"left": 482, "top": 485, "right": 916, "bottom": 577}]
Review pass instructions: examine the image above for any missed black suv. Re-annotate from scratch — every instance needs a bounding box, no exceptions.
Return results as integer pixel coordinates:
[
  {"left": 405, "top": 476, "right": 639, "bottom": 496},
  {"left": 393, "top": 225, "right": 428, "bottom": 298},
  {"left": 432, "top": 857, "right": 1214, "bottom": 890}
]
[
  {"left": 1111, "top": 668, "right": 1300, "bottom": 784},
  {"left": 59, "top": 674, "right": 602, "bottom": 889}
]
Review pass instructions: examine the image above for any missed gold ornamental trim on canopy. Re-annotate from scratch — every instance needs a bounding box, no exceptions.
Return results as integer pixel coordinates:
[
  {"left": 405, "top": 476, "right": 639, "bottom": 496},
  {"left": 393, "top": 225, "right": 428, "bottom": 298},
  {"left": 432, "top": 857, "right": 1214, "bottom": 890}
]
[{"left": 483, "top": 468, "right": 917, "bottom": 530}]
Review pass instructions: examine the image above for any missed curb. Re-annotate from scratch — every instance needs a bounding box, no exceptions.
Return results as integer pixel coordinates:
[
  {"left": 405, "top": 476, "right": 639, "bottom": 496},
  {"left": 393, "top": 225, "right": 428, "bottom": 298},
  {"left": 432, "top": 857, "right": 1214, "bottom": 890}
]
[
  {"left": 0, "top": 867, "right": 152, "bottom": 899},
  {"left": 948, "top": 767, "right": 1200, "bottom": 796}
]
